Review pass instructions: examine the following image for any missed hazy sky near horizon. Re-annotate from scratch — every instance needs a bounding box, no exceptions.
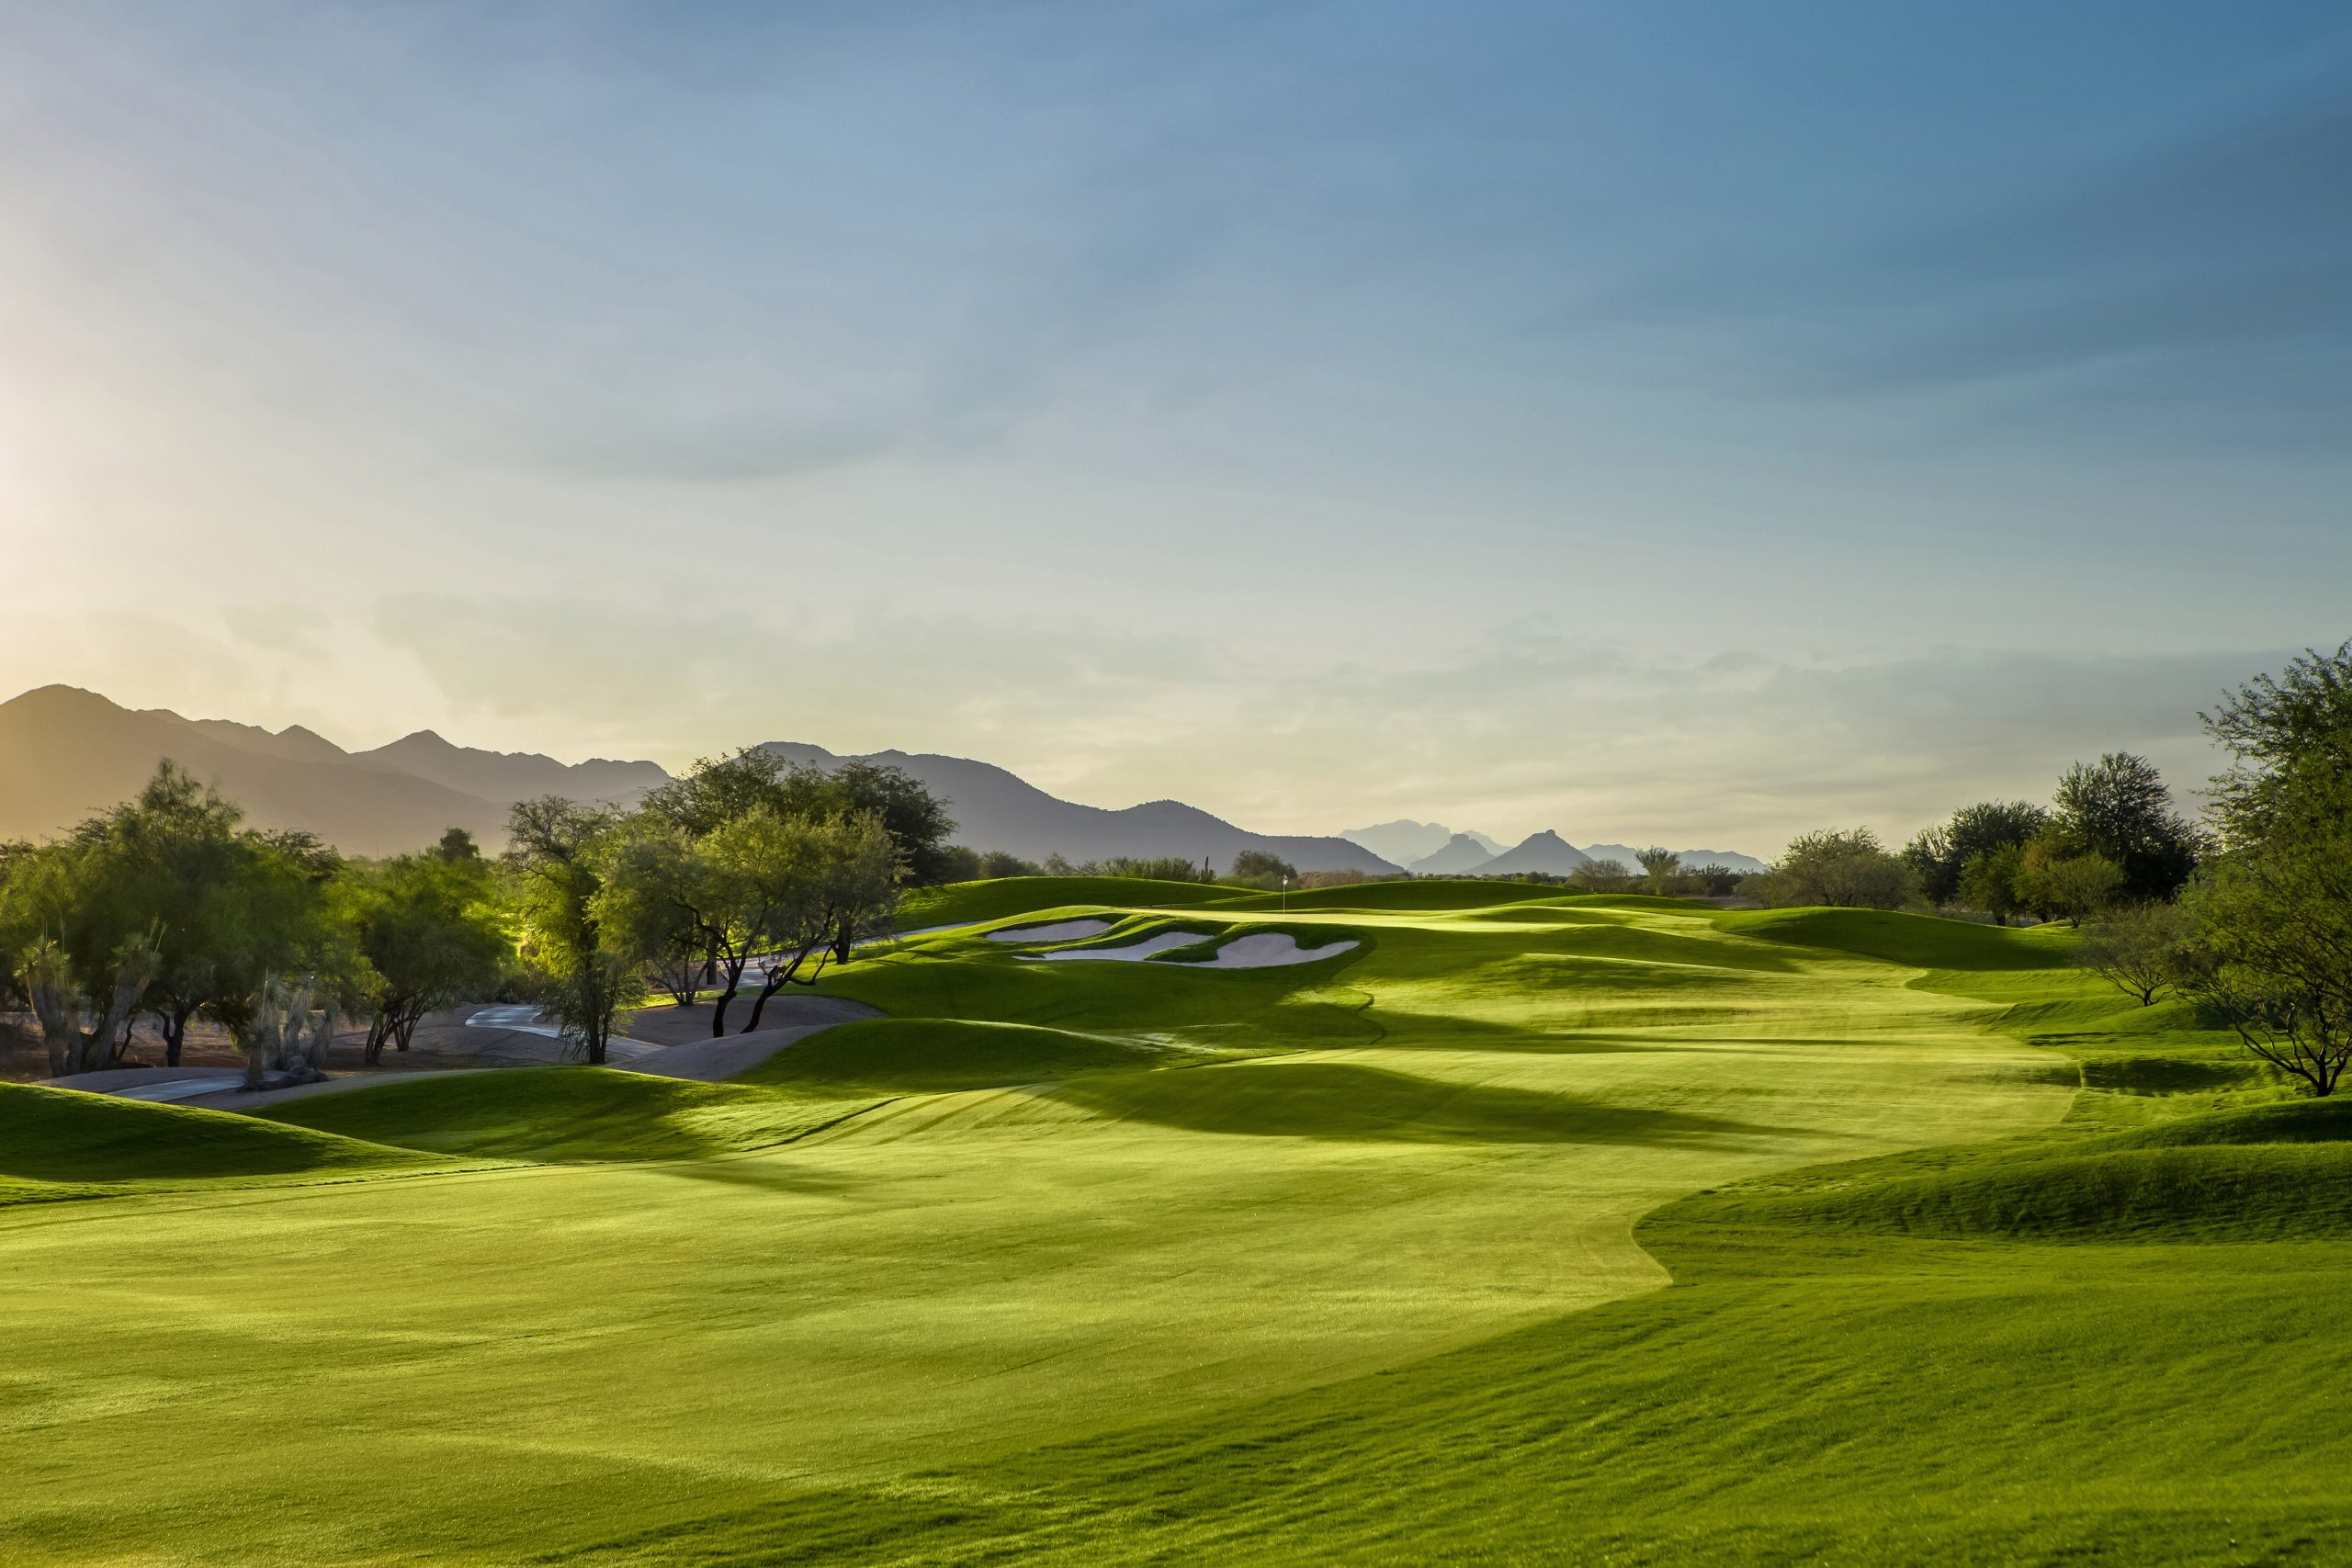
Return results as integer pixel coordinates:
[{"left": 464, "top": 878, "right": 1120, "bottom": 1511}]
[{"left": 4, "top": 3, "right": 2347, "bottom": 851}]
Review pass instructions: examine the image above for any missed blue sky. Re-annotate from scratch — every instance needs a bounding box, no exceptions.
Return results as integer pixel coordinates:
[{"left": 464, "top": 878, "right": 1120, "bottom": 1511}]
[{"left": 2, "top": 3, "right": 2346, "bottom": 849}]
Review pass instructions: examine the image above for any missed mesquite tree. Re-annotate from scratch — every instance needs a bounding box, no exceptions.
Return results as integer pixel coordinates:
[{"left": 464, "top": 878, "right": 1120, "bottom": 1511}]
[
  {"left": 507, "top": 798, "right": 644, "bottom": 1065},
  {"left": 21, "top": 932, "right": 160, "bottom": 1077},
  {"left": 736, "top": 810, "right": 902, "bottom": 1033},
  {"left": 2174, "top": 645, "right": 2352, "bottom": 1096},
  {"left": 337, "top": 848, "right": 509, "bottom": 1065}
]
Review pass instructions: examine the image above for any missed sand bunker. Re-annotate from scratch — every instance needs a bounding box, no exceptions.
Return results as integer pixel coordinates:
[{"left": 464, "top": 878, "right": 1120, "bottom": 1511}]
[
  {"left": 1180, "top": 933, "right": 1361, "bottom": 969},
  {"left": 1026, "top": 932, "right": 1204, "bottom": 963},
  {"left": 988, "top": 919, "right": 1114, "bottom": 944},
  {"left": 1019, "top": 931, "right": 1361, "bottom": 968}
]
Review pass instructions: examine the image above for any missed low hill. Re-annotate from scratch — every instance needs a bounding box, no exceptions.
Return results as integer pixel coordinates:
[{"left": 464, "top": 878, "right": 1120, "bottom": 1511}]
[
  {"left": 760, "top": 742, "right": 1396, "bottom": 875},
  {"left": 0, "top": 687, "right": 1394, "bottom": 872},
  {"left": 0, "top": 686, "right": 517, "bottom": 855},
  {"left": 1342, "top": 819, "right": 1501, "bottom": 865},
  {"left": 1469, "top": 829, "right": 1592, "bottom": 877},
  {"left": 1407, "top": 832, "right": 1505, "bottom": 875},
  {"left": 0, "top": 1081, "right": 441, "bottom": 1201},
  {"left": 351, "top": 730, "right": 664, "bottom": 807}
]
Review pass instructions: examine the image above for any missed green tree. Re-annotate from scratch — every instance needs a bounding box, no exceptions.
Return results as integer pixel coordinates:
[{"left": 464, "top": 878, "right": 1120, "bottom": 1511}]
[
  {"left": 1762, "top": 829, "right": 1917, "bottom": 909},
  {"left": 2177, "top": 769, "right": 2352, "bottom": 1095},
  {"left": 1684, "top": 863, "right": 1741, "bottom": 897},
  {"left": 17, "top": 930, "right": 159, "bottom": 1077},
  {"left": 506, "top": 798, "right": 644, "bottom": 1065},
  {"left": 1568, "top": 858, "right": 1634, "bottom": 892},
  {"left": 338, "top": 847, "right": 510, "bottom": 1064},
  {"left": 0, "top": 765, "right": 332, "bottom": 1069},
  {"left": 775, "top": 758, "right": 956, "bottom": 886},
  {"left": 737, "top": 811, "right": 904, "bottom": 1033},
  {"left": 1634, "top": 848, "right": 1682, "bottom": 896},
  {"left": 2014, "top": 839, "right": 2122, "bottom": 927},
  {"left": 1956, "top": 843, "right": 2028, "bottom": 925},
  {"left": 934, "top": 845, "right": 985, "bottom": 883},
  {"left": 2051, "top": 753, "right": 2199, "bottom": 902},
  {"left": 1230, "top": 850, "right": 1298, "bottom": 889},
  {"left": 2077, "top": 902, "right": 2191, "bottom": 1006},
  {"left": 980, "top": 850, "right": 1041, "bottom": 878},
  {"left": 596, "top": 817, "right": 719, "bottom": 1013},
  {"left": 2174, "top": 645, "right": 2352, "bottom": 1097},
  {"left": 1903, "top": 801, "right": 2050, "bottom": 907}
]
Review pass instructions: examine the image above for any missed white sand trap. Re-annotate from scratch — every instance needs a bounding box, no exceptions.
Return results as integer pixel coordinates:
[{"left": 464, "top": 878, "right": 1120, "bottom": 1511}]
[
  {"left": 1179, "top": 933, "right": 1361, "bottom": 969},
  {"left": 988, "top": 919, "right": 1113, "bottom": 944},
  {"left": 1026, "top": 932, "right": 1204, "bottom": 963}
]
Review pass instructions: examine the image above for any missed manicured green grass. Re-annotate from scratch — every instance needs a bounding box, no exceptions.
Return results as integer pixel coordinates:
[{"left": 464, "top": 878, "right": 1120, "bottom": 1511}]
[
  {"left": 736, "top": 1017, "right": 1177, "bottom": 1093},
  {"left": 0, "top": 1081, "right": 449, "bottom": 1205},
  {"left": 2, "top": 881, "right": 2338, "bottom": 1565},
  {"left": 899, "top": 874, "right": 1238, "bottom": 929},
  {"left": 261, "top": 1069, "right": 876, "bottom": 1163}
]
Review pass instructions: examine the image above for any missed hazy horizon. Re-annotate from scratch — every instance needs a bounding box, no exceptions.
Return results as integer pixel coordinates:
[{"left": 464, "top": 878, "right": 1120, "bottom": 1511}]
[{"left": 5, "top": 5, "right": 2345, "bottom": 848}]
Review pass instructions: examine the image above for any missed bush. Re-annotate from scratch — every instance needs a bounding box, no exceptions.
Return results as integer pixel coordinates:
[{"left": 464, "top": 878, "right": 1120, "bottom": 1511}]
[
  {"left": 1228, "top": 850, "right": 1299, "bottom": 891},
  {"left": 1756, "top": 829, "right": 1917, "bottom": 910},
  {"left": 1568, "top": 858, "right": 1636, "bottom": 893}
]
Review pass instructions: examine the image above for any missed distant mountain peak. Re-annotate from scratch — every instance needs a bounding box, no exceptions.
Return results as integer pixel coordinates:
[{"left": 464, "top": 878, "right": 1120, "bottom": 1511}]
[
  {"left": 1474, "top": 829, "right": 1594, "bottom": 877},
  {"left": 1406, "top": 833, "right": 1498, "bottom": 876}
]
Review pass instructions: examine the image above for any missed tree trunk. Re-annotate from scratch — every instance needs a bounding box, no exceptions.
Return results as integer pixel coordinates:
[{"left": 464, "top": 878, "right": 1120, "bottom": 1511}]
[
  {"left": 709, "top": 953, "right": 750, "bottom": 1038},
  {"left": 310, "top": 1000, "right": 338, "bottom": 1071}
]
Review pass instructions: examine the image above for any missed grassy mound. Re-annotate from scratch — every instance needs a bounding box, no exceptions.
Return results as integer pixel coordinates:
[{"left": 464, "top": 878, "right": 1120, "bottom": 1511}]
[
  {"left": 2098, "top": 1094, "right": 2352, "bottom": 1146},
  {"left": 0, "top": 1082, "right": 434, "bottom": 1188},
  {"left": 1722, "top": 906, "right": 2071, "bottom": 970},
  {"left": 820, "top": 931, "right": 1383, "bottom": 1044},
  {"left": 899, "top": 877, "right": 1236, "bottom": 930},
  {"left": 736, "top": 1018, "right": 1170, "bottom": 1094},
  {"left": 1050, "top": 1058, "right": 1780, "bottom": 1146},
  {"left": 260, "top": 1068, "right": 865, "bottom": 1162},
  {"left": 1689, "top": 1093, "right": 2352, "bottom": 1244}
]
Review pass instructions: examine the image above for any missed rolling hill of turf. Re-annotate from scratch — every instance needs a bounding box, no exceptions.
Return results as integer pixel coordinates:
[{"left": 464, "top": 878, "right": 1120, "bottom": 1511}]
[
  {"left": 0, "top": 1082, "right": 447, "bottom": 1206},
  {"left": 5, "top": 881, "right": 2346, "bottom": 1564},
  {"left": 899, "top": 874, "right": 1238, "bottom": 929},
  {"left": 734, "top": 1017, "right": 1175, "bottom": 1094},
  {"left": 258, "top": 1068, "right": 881, "bottom": 1163}
]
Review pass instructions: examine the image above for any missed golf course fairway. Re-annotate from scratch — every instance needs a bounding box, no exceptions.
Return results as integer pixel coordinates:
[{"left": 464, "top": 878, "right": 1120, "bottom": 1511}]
[{"left": 5, "top": 880, "right": 2344, "bottom": 1564}]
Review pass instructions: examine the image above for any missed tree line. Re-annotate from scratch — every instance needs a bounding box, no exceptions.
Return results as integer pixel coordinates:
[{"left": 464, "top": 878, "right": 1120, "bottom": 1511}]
[
  {"left": 1736, "top": 748, "right": 2200, "bottom": 926},
  {"left": 1747, "top": 645, "right": 2352, "bottom": 1098},
  {"left": 0, "top": 750, "right": 957, "bottom": 1080}
]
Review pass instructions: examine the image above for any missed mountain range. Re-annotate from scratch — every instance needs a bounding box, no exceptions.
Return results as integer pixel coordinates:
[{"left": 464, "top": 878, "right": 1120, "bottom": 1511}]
[
  {"left": 753, "top": 742, "right": 1395, "bottom": 874},
  {"left": 1340, "top": 819, "right": 1504, "bottom": 866},
  {"left": 0, "top": 687, "right": 1394, "bottom": 872},
  {"left": 1394, "top": 833, "right": 1768, "bottom": 877}
]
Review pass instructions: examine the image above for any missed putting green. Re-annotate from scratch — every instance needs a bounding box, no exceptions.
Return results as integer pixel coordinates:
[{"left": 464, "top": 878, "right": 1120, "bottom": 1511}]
[{"left": 0, "top": 886, "right": 2191, "bottom": 1565}]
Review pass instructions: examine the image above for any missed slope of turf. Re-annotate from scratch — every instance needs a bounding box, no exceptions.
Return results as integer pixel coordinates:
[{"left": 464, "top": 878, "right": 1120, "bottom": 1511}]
[
  {"left": 260, "top": 1067, "right": 874, "bottom": 1162},
  {"left": 0, "top": 1081, "right": 441, "bottom": 1198},
  {"left": 8, "top": 886, "right": 2332, "bottom": 1566},
  {"left": 1722, "top": 904, "right": 2075, "bottom": 970},
  {"left": 737, "top": 1018, "right": 1174, "bottom": 1094},
  {"left": 899, "top": 876, "right": 1237, "bottom": 930}
]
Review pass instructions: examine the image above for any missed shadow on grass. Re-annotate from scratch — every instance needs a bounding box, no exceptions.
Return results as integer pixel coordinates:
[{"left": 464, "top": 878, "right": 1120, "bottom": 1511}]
[
  {"left": 647, "top": 1158, "right": 857, "bottom": 1195},
  {"left": 1048, "top": 1060, "right": 1792, "bottom": 1146}
]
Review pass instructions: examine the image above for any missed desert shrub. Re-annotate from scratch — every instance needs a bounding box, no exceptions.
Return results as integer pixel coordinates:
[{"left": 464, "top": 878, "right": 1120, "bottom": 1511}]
[{"left": 1755, "top": 829, "right": 1917, "bottom": 910}]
